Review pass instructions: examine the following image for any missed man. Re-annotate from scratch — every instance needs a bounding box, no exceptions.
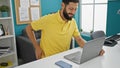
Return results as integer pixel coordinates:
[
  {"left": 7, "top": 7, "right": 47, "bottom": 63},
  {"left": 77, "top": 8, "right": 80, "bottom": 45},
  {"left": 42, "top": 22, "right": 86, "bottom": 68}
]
[{"left": 26, "top": 0, "right": 105, "bottom": 59}]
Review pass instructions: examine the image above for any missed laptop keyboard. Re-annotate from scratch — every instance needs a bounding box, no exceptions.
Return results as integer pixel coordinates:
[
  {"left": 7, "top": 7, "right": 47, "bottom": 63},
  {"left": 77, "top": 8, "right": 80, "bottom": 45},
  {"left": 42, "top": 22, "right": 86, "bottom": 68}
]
[
  {"left": 71, "top": 52, "right": 81, "bottom": 61},
  {"left": 72, "top": 55, "right": 81, "bottom": 61}
]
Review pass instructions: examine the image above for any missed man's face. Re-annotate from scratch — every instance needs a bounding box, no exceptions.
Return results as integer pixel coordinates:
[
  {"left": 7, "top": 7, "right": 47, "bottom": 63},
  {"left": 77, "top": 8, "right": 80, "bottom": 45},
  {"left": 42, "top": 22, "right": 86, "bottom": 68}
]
[{"left": 63, "top": 2, "right": 78, "bottom": 20}]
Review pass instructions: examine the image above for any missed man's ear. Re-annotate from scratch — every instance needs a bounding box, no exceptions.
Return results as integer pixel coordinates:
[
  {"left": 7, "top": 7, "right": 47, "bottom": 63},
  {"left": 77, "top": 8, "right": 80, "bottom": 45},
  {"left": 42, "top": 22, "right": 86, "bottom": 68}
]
[{"left": 61, "top": 3, "right": 65, "bottom": 9}]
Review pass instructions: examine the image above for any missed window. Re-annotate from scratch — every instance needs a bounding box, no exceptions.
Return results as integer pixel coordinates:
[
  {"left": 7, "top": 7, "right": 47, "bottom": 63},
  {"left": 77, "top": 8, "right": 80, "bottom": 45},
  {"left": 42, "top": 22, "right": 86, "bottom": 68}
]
[{"left": 80, "top": 0, "right": 108, "bottom": 33}]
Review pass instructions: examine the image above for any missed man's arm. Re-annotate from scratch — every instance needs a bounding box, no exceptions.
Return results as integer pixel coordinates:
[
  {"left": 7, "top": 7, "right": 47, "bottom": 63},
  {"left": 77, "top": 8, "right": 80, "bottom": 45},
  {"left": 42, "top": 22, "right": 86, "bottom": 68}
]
[
  {"left": 74, "top": 36, "right": 105, "bottom": 56},
  {"left": 74, "top": 36, "right": 86, "bottom": 48},
  {"left": 26, "top": 24, "right": 43, "bottom": 59}
]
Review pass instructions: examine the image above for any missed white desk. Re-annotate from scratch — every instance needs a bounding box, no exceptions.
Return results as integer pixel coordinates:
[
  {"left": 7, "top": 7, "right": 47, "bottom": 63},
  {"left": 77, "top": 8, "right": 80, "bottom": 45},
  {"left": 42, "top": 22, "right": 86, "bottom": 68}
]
[{"left": 15, "top": 41, "right": 120, "bottom": 68}]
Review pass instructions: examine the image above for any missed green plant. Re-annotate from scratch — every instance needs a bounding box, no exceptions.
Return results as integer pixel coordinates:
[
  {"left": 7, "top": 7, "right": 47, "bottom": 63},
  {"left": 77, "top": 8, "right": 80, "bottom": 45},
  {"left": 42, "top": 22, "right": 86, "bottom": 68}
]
[{"left": 0, "top": 5, "right": 9, "bottom": 12}]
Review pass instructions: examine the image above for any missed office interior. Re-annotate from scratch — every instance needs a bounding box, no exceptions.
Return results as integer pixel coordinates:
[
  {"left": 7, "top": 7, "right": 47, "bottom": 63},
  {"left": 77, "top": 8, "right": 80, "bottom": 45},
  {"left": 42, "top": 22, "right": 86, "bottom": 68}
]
[
  {"left": 0, "top": 0, "right": 120, "bottom": 67},
  {"left": 14, "top": 0, "right": 120, "bottom": 38}
]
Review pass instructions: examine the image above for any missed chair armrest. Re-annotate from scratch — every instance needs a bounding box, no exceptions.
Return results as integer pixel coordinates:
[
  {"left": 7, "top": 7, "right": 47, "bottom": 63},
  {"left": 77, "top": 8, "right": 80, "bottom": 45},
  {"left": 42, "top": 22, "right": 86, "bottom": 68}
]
[{"left": 16, "top": 36, "right": 36, "bottom": 63}]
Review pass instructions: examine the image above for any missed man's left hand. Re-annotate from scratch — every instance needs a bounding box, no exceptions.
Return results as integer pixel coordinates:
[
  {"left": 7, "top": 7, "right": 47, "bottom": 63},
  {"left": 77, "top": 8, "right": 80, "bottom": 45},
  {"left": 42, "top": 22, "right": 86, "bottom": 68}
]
[{"left": 99, "top": 49, "right": 105, "bottom": 56}]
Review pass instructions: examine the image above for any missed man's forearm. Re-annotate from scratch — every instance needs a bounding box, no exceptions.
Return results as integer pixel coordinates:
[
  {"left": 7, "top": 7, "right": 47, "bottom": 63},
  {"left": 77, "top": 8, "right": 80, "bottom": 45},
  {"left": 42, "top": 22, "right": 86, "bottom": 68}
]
[
  {"left": 26, "top": 25, "right": 40, "bottom": 49},
  {"left": 74, "top": 36, "right": 86, "bottom": 48}
]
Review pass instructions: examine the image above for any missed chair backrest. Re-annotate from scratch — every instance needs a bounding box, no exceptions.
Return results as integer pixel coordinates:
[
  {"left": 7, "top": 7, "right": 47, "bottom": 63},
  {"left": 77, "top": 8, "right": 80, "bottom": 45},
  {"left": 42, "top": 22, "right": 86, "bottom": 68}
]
[
  {"left": 70, "top": 38, "right": 74, "bottom": 49},
  {"left": 91, "top": 31, "right": 106, "bottom": 39},
  {"left": 22, "top": 29, "right": 41, "bottom": 39}
]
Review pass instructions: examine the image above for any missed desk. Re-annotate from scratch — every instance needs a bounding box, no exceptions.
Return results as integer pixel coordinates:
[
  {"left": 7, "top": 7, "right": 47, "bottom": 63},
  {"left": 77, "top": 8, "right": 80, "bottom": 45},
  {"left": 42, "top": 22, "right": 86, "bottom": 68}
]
[{"left": 15, "top": 41, "right": 120, "bottom": 68}]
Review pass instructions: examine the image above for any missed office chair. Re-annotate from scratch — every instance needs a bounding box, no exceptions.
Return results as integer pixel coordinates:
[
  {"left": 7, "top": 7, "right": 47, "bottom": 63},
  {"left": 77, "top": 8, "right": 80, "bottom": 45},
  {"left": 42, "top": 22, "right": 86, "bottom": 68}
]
[
  {"left": 91, "top": 30, "right": 106, "bottom": 39},
  {"left": 70, "top": 38, "right": 74, "bottom": 49}
]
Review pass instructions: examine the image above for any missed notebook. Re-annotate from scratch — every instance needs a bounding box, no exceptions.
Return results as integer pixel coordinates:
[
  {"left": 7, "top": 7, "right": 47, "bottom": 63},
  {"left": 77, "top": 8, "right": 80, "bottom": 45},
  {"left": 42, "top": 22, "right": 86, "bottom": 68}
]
[{"left": 64, "top": 37, "right": 105, "bottom": 64}]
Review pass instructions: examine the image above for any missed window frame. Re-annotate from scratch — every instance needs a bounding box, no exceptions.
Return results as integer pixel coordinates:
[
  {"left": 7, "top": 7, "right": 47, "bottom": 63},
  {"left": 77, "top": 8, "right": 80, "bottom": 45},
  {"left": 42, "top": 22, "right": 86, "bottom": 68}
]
[{"left": 80, "top": 0, "right": 108, "bottom": 35}]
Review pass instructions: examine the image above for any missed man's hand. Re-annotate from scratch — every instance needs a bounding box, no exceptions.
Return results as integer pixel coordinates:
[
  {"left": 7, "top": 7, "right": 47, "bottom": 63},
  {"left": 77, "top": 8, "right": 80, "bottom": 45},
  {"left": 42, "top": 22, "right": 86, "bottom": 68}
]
[
  {"left": 99, "top": 49, "right": 105, "bottom": 56},
  {"left": 35, "top": 47, "right": 44, "bottom": 59}
]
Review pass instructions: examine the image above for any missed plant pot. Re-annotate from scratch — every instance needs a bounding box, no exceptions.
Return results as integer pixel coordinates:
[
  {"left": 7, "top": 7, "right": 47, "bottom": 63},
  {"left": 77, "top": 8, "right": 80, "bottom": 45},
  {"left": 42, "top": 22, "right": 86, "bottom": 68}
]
[{"left": 1, "top": 12, "right": 9, "bottom": 17}]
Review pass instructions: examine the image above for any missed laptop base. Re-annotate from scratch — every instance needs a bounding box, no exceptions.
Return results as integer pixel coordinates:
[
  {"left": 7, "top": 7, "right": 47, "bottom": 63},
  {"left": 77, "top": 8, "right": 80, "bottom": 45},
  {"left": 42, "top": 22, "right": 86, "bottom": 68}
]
[{"left": 64, "top": 51, "right": 81, "bottom": 64}]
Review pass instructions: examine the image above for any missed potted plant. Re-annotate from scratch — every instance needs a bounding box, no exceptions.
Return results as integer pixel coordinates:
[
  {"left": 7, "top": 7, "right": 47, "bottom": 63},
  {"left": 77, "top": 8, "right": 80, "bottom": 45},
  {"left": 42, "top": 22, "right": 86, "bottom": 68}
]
[{"left": 0, "top": 5, "right": 10, "bottom": 17}]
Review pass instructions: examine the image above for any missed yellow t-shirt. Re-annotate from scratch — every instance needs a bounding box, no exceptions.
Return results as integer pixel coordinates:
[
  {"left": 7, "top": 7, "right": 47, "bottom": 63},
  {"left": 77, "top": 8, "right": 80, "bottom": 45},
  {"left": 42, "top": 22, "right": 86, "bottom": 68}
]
[{"left": 31, "top": 11, "right": 80, "bottom": 57}]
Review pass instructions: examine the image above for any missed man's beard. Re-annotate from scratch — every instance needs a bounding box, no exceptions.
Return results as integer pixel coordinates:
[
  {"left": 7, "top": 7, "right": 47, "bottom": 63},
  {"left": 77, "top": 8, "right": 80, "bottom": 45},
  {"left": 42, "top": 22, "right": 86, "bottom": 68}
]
[{"left": 63, "top": 9, "right": 74, "bottom": 20}]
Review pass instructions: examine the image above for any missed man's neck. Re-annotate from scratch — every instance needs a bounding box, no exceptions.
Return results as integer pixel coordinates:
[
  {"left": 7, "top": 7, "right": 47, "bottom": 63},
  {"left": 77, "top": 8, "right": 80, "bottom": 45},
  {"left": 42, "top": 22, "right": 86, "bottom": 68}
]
[{"left": 59, "top": 10, "right": 68, "bottom": 22}]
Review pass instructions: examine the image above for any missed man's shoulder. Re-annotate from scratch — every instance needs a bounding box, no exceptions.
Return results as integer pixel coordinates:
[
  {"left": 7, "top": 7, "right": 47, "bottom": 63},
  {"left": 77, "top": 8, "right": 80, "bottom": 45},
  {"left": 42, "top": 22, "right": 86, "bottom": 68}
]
[
  {"left": 41, "top": 12, "right": 57, "bottom": 19},
  {"left": 44, "top": 12, "right": 57, "bottom": 17}
]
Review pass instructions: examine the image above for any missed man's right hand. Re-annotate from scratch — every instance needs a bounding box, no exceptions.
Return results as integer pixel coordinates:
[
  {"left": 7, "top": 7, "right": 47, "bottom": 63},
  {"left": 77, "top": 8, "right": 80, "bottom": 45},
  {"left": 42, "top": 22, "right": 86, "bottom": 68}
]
[
  {"left": 35, "top": 47, "right": 43, "bottom": 59},
  {"left": 26, "top": 25, "right": 44, "bottom": 59}
]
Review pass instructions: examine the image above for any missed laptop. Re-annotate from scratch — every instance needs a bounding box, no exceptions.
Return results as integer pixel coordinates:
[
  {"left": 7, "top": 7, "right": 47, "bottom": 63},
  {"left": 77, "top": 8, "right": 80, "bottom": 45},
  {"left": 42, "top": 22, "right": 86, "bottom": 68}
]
[{"left": 64, "top": 37, "right": 105, "bottom": 64}]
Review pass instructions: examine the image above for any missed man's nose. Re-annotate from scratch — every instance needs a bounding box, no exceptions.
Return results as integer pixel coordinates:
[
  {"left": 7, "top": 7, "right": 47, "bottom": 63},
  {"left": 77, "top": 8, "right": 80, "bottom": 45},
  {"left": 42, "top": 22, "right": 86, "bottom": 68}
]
[{"left": 71, "top": 9, "right": 76, "bottom": 14}]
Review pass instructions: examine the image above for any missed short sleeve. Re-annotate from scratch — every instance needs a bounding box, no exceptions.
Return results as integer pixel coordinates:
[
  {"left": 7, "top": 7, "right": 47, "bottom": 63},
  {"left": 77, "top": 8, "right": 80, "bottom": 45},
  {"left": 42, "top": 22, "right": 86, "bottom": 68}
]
[
  {"left": 73, "top": 21, "right": 80, "bottom": 37},
  {"left": 31, "top": 16, "right": 46, "bottom": 31}
]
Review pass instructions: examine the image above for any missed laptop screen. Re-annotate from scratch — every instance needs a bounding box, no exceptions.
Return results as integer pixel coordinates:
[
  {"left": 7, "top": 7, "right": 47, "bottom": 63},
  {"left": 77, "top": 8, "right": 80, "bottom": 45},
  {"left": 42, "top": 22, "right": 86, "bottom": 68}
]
[{"left": 64, "top": 37, "right": 105, "bottom": 64}]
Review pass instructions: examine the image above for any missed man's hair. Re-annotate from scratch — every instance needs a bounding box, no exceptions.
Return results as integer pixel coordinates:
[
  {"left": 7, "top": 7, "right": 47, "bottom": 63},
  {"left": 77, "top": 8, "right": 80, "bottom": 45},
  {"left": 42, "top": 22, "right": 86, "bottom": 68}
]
[{"left": 62, "top": 0, "right": 79, "bottom": 4}]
